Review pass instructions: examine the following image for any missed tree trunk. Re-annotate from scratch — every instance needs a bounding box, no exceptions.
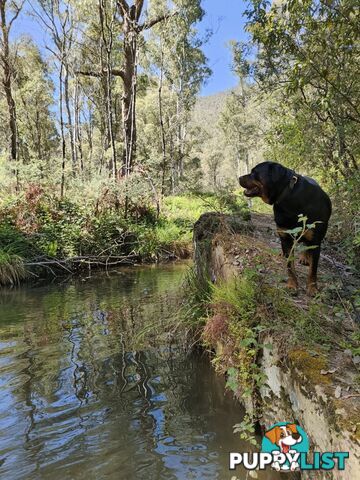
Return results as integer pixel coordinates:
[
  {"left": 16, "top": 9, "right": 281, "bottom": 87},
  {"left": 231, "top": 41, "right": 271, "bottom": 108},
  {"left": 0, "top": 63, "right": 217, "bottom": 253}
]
[
  {"left": 117, "top": 1, "right": 174, "bottom": 176},
  {"left": 158, "top": 45, "right": 167, "bottom": 195},
  {"left": 74, "top": 78, "right": 84, "bottom": 172},
  {"left": 0, "top": 0, "right": 18, "bottom": 164},
  {"left": 98, "top": 0, "right": 117, "bottom": 179},
  {"left": 121, "top": 12, "right": 137, "bottom": 177},
  {"left": 86, "top": 106, "right": 94, "bottom": 162},
  {"left": 59, "top": 62, "right": 67, "bottom": 198},
  {"left": 105, "top": 50, "right": 117, "bottom": 178},
  {"left": 64, "top": 64, "right": 77, "bottom": 174},
  {"left": 79, "top": 1, "right": 175, "bottom": 178}
]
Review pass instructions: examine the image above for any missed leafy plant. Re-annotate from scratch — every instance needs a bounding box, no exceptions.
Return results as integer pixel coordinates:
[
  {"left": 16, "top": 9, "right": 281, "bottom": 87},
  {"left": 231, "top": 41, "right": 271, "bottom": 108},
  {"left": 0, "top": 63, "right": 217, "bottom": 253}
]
[
  {"left": 233, "top": 414, "right": 259, "bottom": 447},
  {"left": 284, "top": 214, "right": 322, "bottom": 262}
]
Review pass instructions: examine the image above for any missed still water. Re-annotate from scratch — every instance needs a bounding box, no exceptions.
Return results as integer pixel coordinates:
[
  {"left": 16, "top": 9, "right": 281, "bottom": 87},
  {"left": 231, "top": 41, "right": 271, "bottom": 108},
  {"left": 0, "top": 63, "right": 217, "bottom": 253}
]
[{"left": 0, "top": 263, "right": 279, "bottom": 480}]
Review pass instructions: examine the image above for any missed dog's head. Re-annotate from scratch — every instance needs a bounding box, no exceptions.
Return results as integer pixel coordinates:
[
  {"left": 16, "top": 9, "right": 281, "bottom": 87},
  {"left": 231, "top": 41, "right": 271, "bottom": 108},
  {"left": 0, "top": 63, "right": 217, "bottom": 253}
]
[
  {"left": 239, "top": 161, "right": 293, "bottom": 205},
  {"left": 265, "top": 424, "right": 302, "bottom": 454}
]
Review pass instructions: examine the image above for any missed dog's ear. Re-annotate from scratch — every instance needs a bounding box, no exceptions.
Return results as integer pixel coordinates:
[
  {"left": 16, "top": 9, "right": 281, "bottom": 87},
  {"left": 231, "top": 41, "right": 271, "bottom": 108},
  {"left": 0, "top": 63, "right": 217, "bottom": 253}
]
[
  {"left": 270, "top": 163, "right": 288, "bottom": 184},
  {"left": 265, "top": 426, "right": 280, "bottom": 445},
  {"left": 287, "top": 424, "right": 298, "bottom": 434}
]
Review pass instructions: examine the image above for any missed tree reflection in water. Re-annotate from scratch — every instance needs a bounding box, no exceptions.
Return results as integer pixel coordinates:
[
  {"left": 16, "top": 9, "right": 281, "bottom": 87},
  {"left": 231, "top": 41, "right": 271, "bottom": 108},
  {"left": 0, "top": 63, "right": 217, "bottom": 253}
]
[{"left": 0, "top": 264, "right": 280, "bottom": 480}]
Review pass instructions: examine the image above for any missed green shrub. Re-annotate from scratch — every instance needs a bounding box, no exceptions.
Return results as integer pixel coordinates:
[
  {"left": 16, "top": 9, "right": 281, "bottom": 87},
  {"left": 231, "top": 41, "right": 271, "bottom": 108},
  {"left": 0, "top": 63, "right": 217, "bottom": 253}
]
[
  {"left": 0, "top": 249, "right": 27, "bottom": 285},
  {"left": 0, "top": 186, "right": 250, "bottom": 284},
  {"left": 0, "top": 223, "right": 35, "bottom": 257},
  {"left": 211, "top": 272, "right": 257, "bottom": 325}
]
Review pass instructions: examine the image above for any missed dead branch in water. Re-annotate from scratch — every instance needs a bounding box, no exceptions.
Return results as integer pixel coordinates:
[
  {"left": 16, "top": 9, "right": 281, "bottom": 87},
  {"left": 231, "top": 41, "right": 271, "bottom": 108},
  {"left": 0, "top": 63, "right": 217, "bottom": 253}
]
[{"left": 24, "top": 255, "right": 141, "bottom": 274}]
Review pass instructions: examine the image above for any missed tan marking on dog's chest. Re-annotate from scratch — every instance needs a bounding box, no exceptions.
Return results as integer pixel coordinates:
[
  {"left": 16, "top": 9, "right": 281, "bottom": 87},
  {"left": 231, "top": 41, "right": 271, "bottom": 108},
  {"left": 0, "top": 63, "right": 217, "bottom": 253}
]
[{"left": 302, "top": 229, "right": 315, "bottom": 241}]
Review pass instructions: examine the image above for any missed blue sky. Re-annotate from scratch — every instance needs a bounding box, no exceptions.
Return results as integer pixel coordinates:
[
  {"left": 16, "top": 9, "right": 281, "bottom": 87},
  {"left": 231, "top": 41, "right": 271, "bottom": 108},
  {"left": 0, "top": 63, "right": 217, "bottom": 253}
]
[
  {"left": 198, "top": 0, "right": 248, "bottom": 96},
  {"left": 12, "top": 0, "right": 248, "bottom": 97}
]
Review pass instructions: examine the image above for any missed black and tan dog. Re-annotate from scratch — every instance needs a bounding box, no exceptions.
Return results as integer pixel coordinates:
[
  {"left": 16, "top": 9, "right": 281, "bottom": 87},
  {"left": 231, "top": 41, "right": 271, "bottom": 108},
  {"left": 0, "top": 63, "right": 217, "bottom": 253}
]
[{"left": 239, "top": 161, "right": 332, "bottom": 295}]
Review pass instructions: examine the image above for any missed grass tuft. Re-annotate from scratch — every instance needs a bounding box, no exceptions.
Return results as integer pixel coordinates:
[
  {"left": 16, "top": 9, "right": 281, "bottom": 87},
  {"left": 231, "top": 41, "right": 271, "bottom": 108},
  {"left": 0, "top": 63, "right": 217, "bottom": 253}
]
[{"left": 0, "top": 249, "right": 27, "bottom": 285}]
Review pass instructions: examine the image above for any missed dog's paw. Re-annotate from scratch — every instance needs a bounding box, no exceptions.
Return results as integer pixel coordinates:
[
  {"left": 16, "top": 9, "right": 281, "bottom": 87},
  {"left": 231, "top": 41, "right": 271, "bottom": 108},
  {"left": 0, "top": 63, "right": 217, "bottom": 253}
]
[
  {"left": 306, "top": 283, "right": 318, "bottom": 296},
  {"left": 299, "top": 257, "right": 310, "bottom": 266},
  {"left": 286, "top": 279, "right": 298, "bottom": 294}
]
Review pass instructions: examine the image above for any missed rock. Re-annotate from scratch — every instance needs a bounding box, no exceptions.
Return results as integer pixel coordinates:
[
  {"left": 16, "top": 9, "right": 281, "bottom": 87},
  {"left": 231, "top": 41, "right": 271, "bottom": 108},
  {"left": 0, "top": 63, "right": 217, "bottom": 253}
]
[
  {"left": 309, "top": 351, "right": 319, "bottom": 357},
  {"left": 335, "top": 408, "right": 346, "bottom": 415},
  {"left": 352, "top": 356, "right": 360, "bottom": 366},
  {"left": 335, "top": 386, "right": 342, "bottom": 399}
]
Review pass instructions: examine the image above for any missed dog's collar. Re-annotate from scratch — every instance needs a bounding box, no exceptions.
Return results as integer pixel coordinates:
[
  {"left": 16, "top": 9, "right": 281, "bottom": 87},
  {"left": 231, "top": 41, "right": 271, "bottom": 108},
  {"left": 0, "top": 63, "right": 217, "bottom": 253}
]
[{"left": 274, "top": 174, "right": 299, "bottom": 205}]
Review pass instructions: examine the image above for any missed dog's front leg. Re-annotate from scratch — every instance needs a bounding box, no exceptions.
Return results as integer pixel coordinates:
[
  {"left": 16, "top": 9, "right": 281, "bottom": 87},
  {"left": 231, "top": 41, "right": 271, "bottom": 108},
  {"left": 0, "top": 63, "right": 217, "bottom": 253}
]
[
  {"left": 278, "top": 232, "right": 298, "bottom": 291},
  {"left": 307, "top": 245, "right": 320, "bottom": 296}
]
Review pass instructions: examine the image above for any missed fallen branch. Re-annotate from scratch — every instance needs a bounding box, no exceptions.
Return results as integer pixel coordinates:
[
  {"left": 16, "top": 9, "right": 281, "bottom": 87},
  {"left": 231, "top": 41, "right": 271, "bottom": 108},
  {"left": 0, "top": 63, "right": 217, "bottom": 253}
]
[{"left": 24, "top": 255, "right": 141, "bottom": 271}]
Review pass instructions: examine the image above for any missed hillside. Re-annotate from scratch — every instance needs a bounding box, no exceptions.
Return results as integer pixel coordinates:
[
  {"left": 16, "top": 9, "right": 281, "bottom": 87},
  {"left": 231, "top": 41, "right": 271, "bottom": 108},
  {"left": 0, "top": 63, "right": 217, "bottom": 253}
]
[
  {"left": 192, "top": 90, "right": 231, "bottom": 133},
  {"left": 191, "top": 88, "right": 240, "bottom": 189}
]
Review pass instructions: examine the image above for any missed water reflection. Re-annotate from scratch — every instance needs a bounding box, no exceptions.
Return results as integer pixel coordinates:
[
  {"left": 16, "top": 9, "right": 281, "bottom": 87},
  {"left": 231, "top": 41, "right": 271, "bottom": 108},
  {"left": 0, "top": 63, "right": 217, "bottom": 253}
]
[{"left": 0, "top": 264, "right": 279, "bottom": 480}]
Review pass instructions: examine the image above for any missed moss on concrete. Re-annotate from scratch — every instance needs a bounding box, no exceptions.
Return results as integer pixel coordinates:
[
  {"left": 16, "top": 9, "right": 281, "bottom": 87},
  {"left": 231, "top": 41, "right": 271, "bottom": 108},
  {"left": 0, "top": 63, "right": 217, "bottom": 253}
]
[{"left": 288, "top": 349, "right": 331, "bottom": 386}]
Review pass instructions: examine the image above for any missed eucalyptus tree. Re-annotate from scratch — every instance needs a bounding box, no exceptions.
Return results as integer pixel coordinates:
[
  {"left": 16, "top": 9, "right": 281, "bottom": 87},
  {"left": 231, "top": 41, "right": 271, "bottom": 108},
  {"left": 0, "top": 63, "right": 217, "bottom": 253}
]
[
  {"left": 76, "top": 0, "right": 121, "bottom": 178},
  {"left": 219, "top": 40, "right": 268, "bottom": 178},
  {"left": 31, "top": 0, "right": 79, "bottom": 196},
  {"left": 78, "top": 0, "right": 177, "bottom": 178},
  {"left": 244, "top": 0, "right": 360, "bottom": 177},
  {"left": 220, "top": 91, "right": 251, "bottom": 177},
  {"left": 0, "top": 0, "right": 24, "bottom": 166},
  {"left": 145, "top": 0, "right": 210, "bottom": 193},
  {"left": 15, "top": 39, "right": 58, "bottom": 170}
]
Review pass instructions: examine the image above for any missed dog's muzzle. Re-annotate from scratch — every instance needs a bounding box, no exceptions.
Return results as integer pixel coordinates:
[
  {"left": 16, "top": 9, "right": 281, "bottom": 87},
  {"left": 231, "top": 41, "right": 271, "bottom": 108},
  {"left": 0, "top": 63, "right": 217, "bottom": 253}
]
[{"left": 239, "top": 175, "right": 261, "bottom": 197}]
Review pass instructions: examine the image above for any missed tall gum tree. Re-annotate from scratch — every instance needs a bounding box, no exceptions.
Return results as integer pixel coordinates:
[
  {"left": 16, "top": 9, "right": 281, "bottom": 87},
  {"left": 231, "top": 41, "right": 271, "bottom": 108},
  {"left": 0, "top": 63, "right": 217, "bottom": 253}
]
[
  {"left": 78, "top": 0, "right": 176, "bottom": 178},
  {"left": 146, "top": 0, "right": 210, "bottom": 192},
  {"left": 0, "top": 0, "right": 24, "bottom": 167}
]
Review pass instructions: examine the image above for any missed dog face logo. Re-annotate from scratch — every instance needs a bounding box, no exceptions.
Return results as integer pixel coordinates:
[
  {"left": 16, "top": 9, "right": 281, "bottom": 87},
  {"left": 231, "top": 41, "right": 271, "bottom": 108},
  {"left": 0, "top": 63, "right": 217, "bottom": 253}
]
[
  {"left": 266, "top": 423, "right": 302, "bottom": 454},
  {"left": 261, "top": 422, "right": 309, "bottom": 472}
]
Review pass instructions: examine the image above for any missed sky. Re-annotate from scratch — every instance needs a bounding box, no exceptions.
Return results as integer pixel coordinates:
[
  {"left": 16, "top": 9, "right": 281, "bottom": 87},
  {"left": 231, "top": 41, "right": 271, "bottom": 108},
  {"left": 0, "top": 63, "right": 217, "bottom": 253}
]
[
  {"left": 12, "top": 0, "right": 249, "bottom": 98},
  {"left": 198, "top": 0, "right": 249, "bottom": 96}
]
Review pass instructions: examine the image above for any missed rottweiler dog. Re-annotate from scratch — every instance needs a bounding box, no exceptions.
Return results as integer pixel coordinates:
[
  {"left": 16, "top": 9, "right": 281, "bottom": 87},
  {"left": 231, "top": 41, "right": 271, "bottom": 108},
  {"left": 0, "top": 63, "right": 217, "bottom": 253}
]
[{"left": 239, "top": 161, "right": 332, "bottom": 295}]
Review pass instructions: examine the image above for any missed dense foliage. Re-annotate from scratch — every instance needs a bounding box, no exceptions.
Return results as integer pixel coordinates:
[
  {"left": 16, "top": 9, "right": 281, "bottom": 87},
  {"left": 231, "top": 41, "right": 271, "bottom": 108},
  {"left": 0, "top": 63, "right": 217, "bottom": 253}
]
[
  {"left": 0, "top": 183, "right": 248, "bottom": 283},
  {"left": 218, "top": 0, "right": 360, "bottom": 263}
]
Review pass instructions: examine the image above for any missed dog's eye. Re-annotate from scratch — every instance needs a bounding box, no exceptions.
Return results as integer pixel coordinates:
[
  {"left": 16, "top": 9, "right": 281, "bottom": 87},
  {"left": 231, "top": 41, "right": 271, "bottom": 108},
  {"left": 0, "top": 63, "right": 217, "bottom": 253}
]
[{"left": 280, "top": 432, "right": 285, "bottom": 438}]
